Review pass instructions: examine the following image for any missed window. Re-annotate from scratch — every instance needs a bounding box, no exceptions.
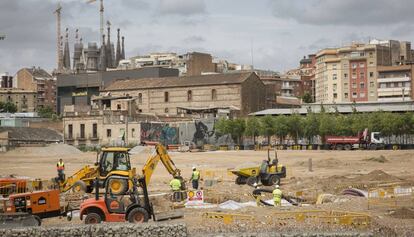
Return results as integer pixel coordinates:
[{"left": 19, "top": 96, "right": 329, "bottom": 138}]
[
  {"left": 380, "top": 83, "right": 386, "bottom": 88},
  {"left": 333, "top": 93, "right": 337, "bottom": 99},
  {"left": 344, "top": 83, "right": 348, "bottom": 89},
  {"left": 165, "top": 108, "right": 169, "bottom": 113},
  {"left": 92, "top": 123, "right": 97, "bottom": 138},
  {"left": 359, "top": 62, "right": 365, "bottom": 68},
  {"left": 360, "top": 83, "right": 365, "bottom": 89},
  {"left": 369, "top": 72, "right": 374, "bottom": 77},
  {"left": 333, "top": 74, "right": 337, "bottom": 80},
  {"left": 107, "top": 129, "right": 112, "bottom": 138},
  {"left": 370, "top": 82, "right": 374, "bottom": 87},
  {"left": 187, "top": 90, "right": 192, "bottom": 101},
  {"left": 117, "top": 104, "right": 121, "bottom": 110},
  {"left": 360, "top": 72, "right": 365, "bottom": 79},
  {"left": 352, "top": 83, "right": 357, "bottom": 89},
  {"left": 333, "top": 84, "right": 337, "bottom": 91},
  {"left": 360, "top": 92, "right": 365, "bottom": 98},
  {"left": 344, "top": 93, "right": 349, "bottom": 99},
  {"left": 138, "top": 93, "right": 142, "bottom": 104},
  {"left": 370, "top": 91, "right": 375, "bottom": 97},
  {"left": 211, "top": 89, "right": 217, "bottom": 100},
  {"left": 333, "top": 64, "right": 337, "bottom": 70},
  {"left": 131, "top": 128, "right": 135, "bottom": 138},
  {"left": 344, "top": 73, "right": 348, "bottom": 78},
  {"left": 68, "top": 124, "right": 73, "bottom": 139},
  {"left": 352, "top": 92, "right": 357, "bottom": 98},
  {"left": 352, "top": 72, "right": 357, "bottom": 79},
  {"left": 352, "top": 63, "right": 357, "bottom": 69},
  {"left": 164, "top": 92, "right": 169, "bottom": 102},
  {"left": 80, "top": 124, "right": 85, "bottom": 138}
]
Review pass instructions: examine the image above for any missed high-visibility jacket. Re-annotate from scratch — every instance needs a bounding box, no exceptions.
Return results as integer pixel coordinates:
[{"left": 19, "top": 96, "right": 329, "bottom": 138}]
[
  {"left": 273, "top": 188, "right": 282, "bottom": 205},
  {"left": 170, "top": 179, "right": 181, "bottom": 191},
  {"left": 57, "top": 161, "right": 65, "bottom": 171},
  {"left": 191, "top": 170, "right": 200, "bottom": 181}
]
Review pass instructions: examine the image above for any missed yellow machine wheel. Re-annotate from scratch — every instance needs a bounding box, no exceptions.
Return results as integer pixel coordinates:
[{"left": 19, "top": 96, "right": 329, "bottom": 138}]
[
  {"left": 72, "top": 180, "right": 87, "bottom": 193},
  {"left": 108, "top": 178, "right": 128, "bottom": 195}
]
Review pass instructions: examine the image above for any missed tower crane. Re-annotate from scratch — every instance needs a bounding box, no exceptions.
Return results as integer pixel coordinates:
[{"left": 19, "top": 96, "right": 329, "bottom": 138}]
[{"left": 87, "top": 0, "right": 104, "bottom": 45}]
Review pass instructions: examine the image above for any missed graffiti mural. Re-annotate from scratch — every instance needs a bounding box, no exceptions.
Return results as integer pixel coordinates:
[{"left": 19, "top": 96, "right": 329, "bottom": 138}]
[
  {"left": 140, "top": 123, "right": 179, "bottom": 145},
  {"left": 178, "top": 119, "right": 233, "bottom": 147}
]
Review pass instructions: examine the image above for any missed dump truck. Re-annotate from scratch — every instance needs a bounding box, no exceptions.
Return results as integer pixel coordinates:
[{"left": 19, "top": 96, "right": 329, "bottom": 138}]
[
  {"left": 57, "top": 147, "right": 136, "bottom": 194},
  {"left": 325, "top": 128, "right": 384, "bottom": 150},
  {"left": 229, "top": 149, "right": 286, "bottom": 187}
]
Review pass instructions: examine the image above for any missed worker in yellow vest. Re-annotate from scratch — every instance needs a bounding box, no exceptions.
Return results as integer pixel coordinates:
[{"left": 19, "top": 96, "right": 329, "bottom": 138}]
[
  {"left": 56, "top": 159, "right": 65, "bottom": 182},
  {"left": 170, "top": 176, "right": 182, "bottom": 202},
  {"left": 273, "top": 184, "right": 282, "bottom": 207},
  {"left": 190, "top": 167, "right": 200, "bottom": 190}
]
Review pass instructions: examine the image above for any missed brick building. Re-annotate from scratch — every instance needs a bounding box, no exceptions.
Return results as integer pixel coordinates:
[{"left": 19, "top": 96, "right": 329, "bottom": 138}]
[
  {"left": 299, "top": 54, "right": 316, "bottom": 101},
  {"left": 102, "top": 72, "right": 266, "bottom": 116},
  {"left": 15, "top": 67, "right": 56, "bottom": 111},
  {"left": 0, "top": 88, "right": 37, "bottom": 112}
]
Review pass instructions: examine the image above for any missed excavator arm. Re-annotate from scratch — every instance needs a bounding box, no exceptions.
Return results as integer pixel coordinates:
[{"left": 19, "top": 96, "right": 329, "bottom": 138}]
[{"left": 142, "top": 144, "right": 182, "bottom": 186}]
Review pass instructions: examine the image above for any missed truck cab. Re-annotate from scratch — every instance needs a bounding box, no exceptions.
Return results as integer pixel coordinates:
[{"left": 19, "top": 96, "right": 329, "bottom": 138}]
[{"left": 369, "top": 132, "right": 384, "bottom": 149}]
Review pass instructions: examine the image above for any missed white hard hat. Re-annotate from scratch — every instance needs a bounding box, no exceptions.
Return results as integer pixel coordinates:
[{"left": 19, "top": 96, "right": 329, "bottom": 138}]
[
  {"left": 253, "top": 182, "right": 258, "bottom": 187},
  {"left": 192, "top": 166, "right": 196, "bottom": 170},
  {"left": 275, "top": 184, "right": 280, "bottom": 188}
]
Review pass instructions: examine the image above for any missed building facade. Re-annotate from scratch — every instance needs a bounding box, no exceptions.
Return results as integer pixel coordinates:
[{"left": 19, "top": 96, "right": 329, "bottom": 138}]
[
  {"left": 56, "top": 67, "right": 179, "bottom": 114},
  {"left": 15, "top": 67, "right": 56, "bottom": 111},
  {"left": 0, "top": 88, "right": 37, "bottom": 112},
  {"left": 377, "top": 65, "right": 414, "bottom": 101},
  {"left": 102, "top": 72, "right": 266, "bottom": 116}
]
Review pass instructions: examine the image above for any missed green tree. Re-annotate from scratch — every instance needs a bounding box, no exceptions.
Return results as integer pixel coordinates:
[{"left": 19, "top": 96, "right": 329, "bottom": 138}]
[
  {"left": 303, "top": 112, "right": 319, "bottom": 144},
  {"left": 214, "top": 118, "right": 231, "bottom": 137},
  {"left": 286, "top": 114, "right": 303, "bottom": 144},
  {"left": 37, "top": 106, "right": 56, "bottom": 118},
  {"left": 302, "top": 92, "right": 313, "bottom": 103},
  {"left": 274, "top": 115, "right": 289, "bottom": 144},
  {"left": 319, "top": 113, "right": 336, "bottom": 143},
  {"left": 245, "top": 117, "right": 260, "bottom": 145},
  {"left": 0, "top": 101, "right": 17, "bottom": 113},
  {"left": 335, "top": 114, "right": 352, "bottom": 136},
  {"left": 260, "top": 115, "right": 276, "bottom": 145},
  {"left": 230, "top": 118, "right": 246, "bottom": 145}
]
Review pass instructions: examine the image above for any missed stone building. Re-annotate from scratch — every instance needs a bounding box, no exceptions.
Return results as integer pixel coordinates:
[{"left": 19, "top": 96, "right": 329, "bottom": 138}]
[
  {"left": 102, "top": 72, "right": 266, "bottom": 116},
  {"left": 15, "top": 67, "right": 56, "bottom": 111},
  {"left": 0, "top": 88, "right": 37, "bottom": 112}
]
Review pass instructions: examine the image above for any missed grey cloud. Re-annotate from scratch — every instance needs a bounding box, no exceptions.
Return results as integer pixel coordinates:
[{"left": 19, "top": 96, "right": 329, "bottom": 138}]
[
  {"left": 158, "top": 0, "right": 206, "bottom": 16},
  {"left": 271, "top": 0, "right": 414, "bottom": 26},
  {"left": 183, "top": 36, "right": 205, "bottom": 44}
]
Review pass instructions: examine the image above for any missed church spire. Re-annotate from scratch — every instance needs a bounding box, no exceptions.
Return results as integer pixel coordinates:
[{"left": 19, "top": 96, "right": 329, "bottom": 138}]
[
  {"left": 115, "top": 28, "right": 121, "bottom": 67},
  {"left": 121, "top": 36, "right": 125, "bottom": 60},
  {"left": 63, "top": 28, "right": 71, "bottom": 70}
]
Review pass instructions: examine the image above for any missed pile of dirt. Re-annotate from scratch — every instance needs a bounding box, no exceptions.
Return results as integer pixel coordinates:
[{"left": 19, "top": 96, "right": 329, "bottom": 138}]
[
  {"left": 363, "top": 155, "right": 389, "bottom": 163},
  {"left": 351, "top": 170, "right": 402, "bottom": 183},
  {"left": 7, "top": 143, "right": 82, "bottom": 156},
  {"left": 389, "top": 207, "right": 414, "bottom": 219},
  {"left": 314, "top": 158, "right": 345, "bottom": 168}
]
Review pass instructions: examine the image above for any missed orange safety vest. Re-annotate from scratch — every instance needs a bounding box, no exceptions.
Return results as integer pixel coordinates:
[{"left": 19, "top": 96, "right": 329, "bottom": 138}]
[{"left": 57, "top": 161, "right": 65, "bottom": 171}]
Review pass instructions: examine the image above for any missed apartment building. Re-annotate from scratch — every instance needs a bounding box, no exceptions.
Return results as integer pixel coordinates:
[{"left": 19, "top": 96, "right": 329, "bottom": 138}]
[
  {"left": 377, "top": 65, "right": 413, "bottom": 101},
  {"left": 299, "top": 54, "right": 316, "bottom": 101},
  {"left": 15, "top": 67, "right": 56, "bottom": 111},
  {"left": 0, "top": 88, "right": 37, "bottom": 112}
]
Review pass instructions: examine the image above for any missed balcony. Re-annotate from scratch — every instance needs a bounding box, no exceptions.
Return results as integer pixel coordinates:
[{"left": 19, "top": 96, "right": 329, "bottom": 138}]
[
  {"left": 65, "top": 135, "right": 74, "bottom": 141},
  {"left": 377, "top": 76, "right": 410, "bottom": 83},
  {"left": 76, "top": 134, "right": 87, "bottom": 141},
  {"left": 89, "top": 135, "right": 99, "bottom": 141},
  {"left": 281, "top": 85, "right": 294, "bottom": 90},
  {"left": 377, "top": 87, "right": 411, "bottom": 97}
]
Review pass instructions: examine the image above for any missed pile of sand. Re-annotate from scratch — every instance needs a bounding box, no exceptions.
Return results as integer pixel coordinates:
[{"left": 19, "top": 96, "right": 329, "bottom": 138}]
[
  {"left": 389, "top": 207, "right": 414, "bottom": 219},
  {"left": 350, "top": 170, "right": 402, "bottom": 183},
  {"left": 363, "top": 155, "right": 389, "bottom": 163},
  {"left": 7, "top": 144, "right": 82, "bottom": 156}
]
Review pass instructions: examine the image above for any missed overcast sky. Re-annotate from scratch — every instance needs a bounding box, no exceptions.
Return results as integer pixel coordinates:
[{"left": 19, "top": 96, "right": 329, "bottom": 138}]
[{"left": 1, "top": 0, "right": 414, "bottom": 75}]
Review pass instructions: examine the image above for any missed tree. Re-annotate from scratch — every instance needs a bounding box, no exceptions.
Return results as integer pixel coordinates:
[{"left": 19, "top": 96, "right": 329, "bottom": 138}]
[
  {"left": 0, "top": 101, "right": 17, "bottom": 113},
  {"left": 335, "top": 114, "right": 352, "bottom": 136},
  {"left": 303, "top": 112, "right": 319, "bottom": 144},
  {"left": 245, "top": 117, "right": 260, "bottom": 145},
  {"left": 319, "top": 113, "right": 335, "bottom": 143},
  {"left": 286, "top": 114, "right": 303, "bottom": 144},
  {"left": 214, "top": 118, "right": 230, "bottom": 137},
  {"left": 273, "top": 115, "right": 289, "bottom": 144},
  {"left": 302, "top": 92, "right": 313, "bottom": 103},
  {"left": 37, "top": 106, "right": 56, "bottom": 118},
  {"left": 260, "top": 115, "right": 276, "bottom": 145},
  {"left": 230, "top": 118, "right": 246, "bottom": 145}
]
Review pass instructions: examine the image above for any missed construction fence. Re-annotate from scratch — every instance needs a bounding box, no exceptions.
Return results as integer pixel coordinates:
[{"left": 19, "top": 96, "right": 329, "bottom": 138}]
[
  {"left": 201, "top": 210, "right": 371, "bottom": 229},
  {"left": 367, "top": 185, "right": 414, "bottom": 209}
]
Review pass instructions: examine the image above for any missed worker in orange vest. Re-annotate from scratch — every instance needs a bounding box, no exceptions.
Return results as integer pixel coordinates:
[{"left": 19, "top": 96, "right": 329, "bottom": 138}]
[{"left": 57, "top": 159, "right": 65, "bottom": 182}]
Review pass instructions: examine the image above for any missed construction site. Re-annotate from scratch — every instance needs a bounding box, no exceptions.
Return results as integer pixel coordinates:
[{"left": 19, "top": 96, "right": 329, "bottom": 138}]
[{"left": 0, "top": 144, "right": 413, "bottom": 236}]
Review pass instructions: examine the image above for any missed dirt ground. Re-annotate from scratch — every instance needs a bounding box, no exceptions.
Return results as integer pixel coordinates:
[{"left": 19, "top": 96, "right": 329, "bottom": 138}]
[{"left": 1, "top": 148, "right": 414, "bottom": 235}]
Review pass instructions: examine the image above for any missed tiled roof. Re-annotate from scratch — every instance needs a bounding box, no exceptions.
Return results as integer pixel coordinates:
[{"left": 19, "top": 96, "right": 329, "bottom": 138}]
[
  {"left": 25, "top": 68, "right": 52, "bottom": 79},
  {"left": 103, "top": 72, "right": 254, "bottom": 91}
]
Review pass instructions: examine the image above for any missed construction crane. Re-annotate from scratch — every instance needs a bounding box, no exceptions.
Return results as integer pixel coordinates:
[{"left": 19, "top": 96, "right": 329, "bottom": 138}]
[
  {"left": 87, "top": 0, "right": 104, "bottom": 45},
  {"left": 54, "top": 3, "right": 63, "bottom": 71}
]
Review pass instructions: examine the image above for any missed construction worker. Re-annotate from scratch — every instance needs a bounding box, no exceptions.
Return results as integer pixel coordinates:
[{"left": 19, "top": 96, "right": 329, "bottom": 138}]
[
  {"left": 253, "top": 182, "right": 261, "bottom": 206},
  {"left": 190, "top": 167, "right": 200, "bottom": 190},
  {"left": 273, "top": 184, "right": 282, "bottom": 207},
  {"left": 56, "top": 159, "right": 65, "bottom": 182},
  {"left": 170, "top": 176, "right": 182, "bottom": 202}
]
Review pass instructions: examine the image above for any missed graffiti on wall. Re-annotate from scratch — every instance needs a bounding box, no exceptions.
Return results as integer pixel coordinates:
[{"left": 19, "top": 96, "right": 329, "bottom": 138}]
[
  {"left": 140, "top": 123, "right": 179, "bottom": 145},
  {"left": 179, "top": 119, "right": 233, "bottom": 147}
]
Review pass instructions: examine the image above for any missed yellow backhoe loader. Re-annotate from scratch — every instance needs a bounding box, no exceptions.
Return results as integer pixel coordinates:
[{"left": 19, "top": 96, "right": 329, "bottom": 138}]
[{"left": 57, "top": 147, "right": 135, "bottom": 194}]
